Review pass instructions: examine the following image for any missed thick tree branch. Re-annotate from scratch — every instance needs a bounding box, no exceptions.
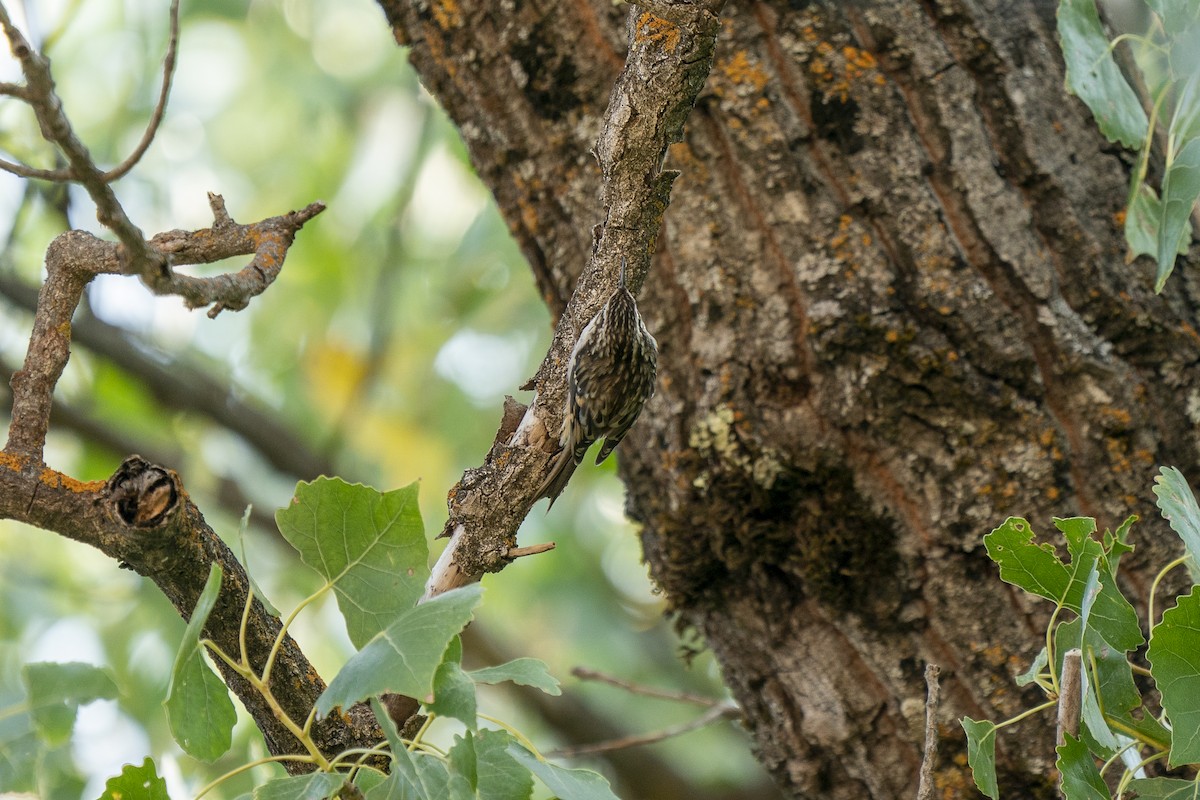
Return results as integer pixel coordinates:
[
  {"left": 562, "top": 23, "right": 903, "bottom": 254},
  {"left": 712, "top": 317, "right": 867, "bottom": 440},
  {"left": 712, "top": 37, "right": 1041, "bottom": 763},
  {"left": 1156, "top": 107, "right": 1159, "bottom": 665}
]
[
  {"left": 0, "top": 454, "right": 384, "bottom": 771},
  {"left": 421, "top": 0, "right": 726, "bottom": 598}
]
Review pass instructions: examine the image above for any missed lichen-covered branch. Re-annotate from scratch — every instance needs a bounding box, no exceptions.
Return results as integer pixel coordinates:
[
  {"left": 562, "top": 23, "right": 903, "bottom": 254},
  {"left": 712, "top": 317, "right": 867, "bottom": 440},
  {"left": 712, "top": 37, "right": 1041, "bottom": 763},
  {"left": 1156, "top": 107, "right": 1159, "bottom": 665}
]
[
  {"left": 413, "top": 0, "right": 726, "bottom": 598},
  {"left": 0, "top": 454, "right": 384, "bottom": 770}
]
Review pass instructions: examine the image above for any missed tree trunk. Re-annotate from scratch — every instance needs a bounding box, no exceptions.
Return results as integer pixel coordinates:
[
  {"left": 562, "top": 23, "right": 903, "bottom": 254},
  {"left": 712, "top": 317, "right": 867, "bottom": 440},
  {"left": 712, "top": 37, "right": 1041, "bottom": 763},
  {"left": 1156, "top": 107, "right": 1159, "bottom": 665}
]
[{"left": 381, "top": 0, "right": 1200, "bottom": 796}]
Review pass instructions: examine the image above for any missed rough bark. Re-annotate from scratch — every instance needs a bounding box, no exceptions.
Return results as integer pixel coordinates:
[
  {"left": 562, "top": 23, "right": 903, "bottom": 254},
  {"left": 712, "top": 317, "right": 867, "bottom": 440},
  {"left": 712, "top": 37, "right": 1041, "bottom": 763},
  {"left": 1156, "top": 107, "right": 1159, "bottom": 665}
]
[{"left": 382, "top": 0, "right": 1199, "bottom": 797}]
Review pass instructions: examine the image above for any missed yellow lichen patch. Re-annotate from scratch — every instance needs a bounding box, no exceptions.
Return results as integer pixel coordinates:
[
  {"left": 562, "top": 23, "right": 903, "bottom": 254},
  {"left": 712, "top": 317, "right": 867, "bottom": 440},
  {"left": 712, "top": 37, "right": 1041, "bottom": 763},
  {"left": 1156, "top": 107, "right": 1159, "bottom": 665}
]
[
  {"left": 808, "top": 42, "right": 883, "bottom": 103},
  {"left": 1039, "top": 428, "right": 1055, "bottom": 447},
  {"left": 718, "top": 51, "right": 769, "bottom": 93},
  {"left": 39, "top": 468, "right": 104, "bottom": 494},
  {"left": 0, "top": 452, "right": 30, "bottom": 472},
  {"left": 636, "top": 13, "right": 680, "bottom": 52},
  {"left": 431, "top": 0, "right": 462, "bottom": 29},
  {"left": 885, "top": 329, "right": 900, "bottom": 343}
]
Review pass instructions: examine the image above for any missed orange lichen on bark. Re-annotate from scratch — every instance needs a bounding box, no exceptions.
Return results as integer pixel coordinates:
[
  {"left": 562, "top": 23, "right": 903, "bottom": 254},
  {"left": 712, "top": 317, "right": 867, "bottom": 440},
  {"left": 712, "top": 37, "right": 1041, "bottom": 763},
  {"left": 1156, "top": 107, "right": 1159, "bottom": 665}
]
[
  {"left": 635, "top": 12, "right": 680, "bottom": 53},
  {"left": 0, "top": 451, "right": 31, "bottom": 472},
  {"left": 38, "top": 467, "right": 104, "bottom": 494},
  {"left": 808, "top": 42, "right": 883, "bottom": 102},
  {"left": 431, "top": 0, "right": 462, "bottom": 30},
  {"left": 718, "top": 51, "right": 769, "bottom": 92}
]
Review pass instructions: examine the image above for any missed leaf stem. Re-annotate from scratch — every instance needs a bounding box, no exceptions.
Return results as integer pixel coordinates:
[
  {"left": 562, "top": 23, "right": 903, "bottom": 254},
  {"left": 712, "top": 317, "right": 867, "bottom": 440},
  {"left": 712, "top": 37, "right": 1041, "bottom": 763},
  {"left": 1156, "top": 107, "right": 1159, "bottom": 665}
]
[
  {"left": 478, "top": 712, "right": 542, "bottom": 757},
  {"left": 1148, "top": 554, "right": 1190, "bottom": 628},
  {"left": 192, "top": 754, "right": 316, "bottom": 799}
]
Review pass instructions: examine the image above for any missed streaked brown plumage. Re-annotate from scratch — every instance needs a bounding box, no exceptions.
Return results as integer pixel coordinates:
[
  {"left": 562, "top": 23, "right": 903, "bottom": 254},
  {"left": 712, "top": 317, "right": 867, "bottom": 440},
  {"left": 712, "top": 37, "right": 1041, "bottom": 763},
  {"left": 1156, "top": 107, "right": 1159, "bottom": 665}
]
[{"left": 538, "top": 258, "right": 658, "bottom": 506}]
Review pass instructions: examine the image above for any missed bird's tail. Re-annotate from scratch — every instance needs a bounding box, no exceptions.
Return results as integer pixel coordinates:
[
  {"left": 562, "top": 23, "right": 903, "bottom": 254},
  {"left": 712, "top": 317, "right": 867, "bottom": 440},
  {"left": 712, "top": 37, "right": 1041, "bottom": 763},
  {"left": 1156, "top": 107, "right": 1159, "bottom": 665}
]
[{"left": 536, "top": 446, "right": 580, "bottom": 510}]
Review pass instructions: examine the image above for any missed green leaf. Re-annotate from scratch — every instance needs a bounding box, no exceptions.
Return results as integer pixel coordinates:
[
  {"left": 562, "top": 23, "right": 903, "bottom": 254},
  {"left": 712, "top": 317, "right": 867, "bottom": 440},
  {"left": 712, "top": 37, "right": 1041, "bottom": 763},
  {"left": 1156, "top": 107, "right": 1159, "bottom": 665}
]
[
  {"left": 252, "top": 773, "right": 345, "bottom": 800},
  {"left": 1080, "top": 557, "right": 1143, "bottom": 653},
  {"left": 1147, "top": 0, "right": 1200, "bottom": 34},
  {"left": 1077, "top": 567, "right": 1118, "bottom": 754},
  {"left": 449, "top": 731, "right": 478, "bottom": 789},
  {"left": 1103, "top": 515, "right": 1137, "bottom": 570},
  {"left": 1154, "top": 467, "right": 1200, "bottom": 581},
  {"left": 236, "top": 505, "right": 279, "bottom": 617},
  {"left": 276, "top": 478, "right": 429, "bottom": 649},
  {"left": 353, "top": 768, "right": 387, "bottom": 795},
  {"left": 163, "top": 564, "right": 235, "bottom": 762},
  {"left": 1126, "top": 777, "right": 1200, "bottom": 799},
  {"left": 1058, "top": 0, "right": 1149, "bottom": 148},
  {"left": 1156, "top": 136, "right": 1200, "bottom": 291},
  {"left": 984, "top": 517, "right": 1091, "bottom": 611},
  {"left": 1169, "top": 72, "right": 1200, "bottom": 146},
  {"left": 1126, "top": 184, "right": 1190, "bottom": 262},
  {"left": 1055, "top": 733, "right": 1108, "bottom": 799},
  {"left": 430, "top": 660, "right": 477, "bottom": 728},
  {"left": 507, "top": 744, "right": 620, "bottom": 800},
  {"left": 317, "top": 584, "right": 483, "bottom": 717},
  {"left": 1148, "top": 586, "right": 1200, "bottom": 766},
  {"left": 367, "top": 698, "right": 423, "bottom": 800},
  {"left": 21, "top": 662, "right": 118, "bottom": 746},
  {"left": 415, "top": 756, "right": 473, "bottom": 800},
  {"left": 96, "top": 757, "right": 170, "bottom": 800},
  {"left": 469, "top": 658, "right": 562, "bottom": 696},
  {"left": 961, "top": 717, "right": 999, "bottom": 800},
  {"left": 474, "top": 730, "right": 534, "bottom": 800},
  {"left": 1015, "top": 647, "right": 1049, "bottom": 687}
]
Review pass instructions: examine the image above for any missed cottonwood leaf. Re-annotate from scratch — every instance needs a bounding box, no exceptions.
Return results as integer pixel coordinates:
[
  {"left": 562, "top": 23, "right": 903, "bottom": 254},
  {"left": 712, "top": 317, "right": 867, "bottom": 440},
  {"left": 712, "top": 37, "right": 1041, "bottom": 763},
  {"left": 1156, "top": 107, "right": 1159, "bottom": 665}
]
[
  {"left": 21, "top": 661, "right": 118, "bottom": 746},
  {"left": 1154, "top": 467, "right": 1200, "bottom": 581},
  {"left": 252, "top": 773, "right": 345, "bottom": 800},
  {"left": 1148, "top": 586, "right": 1200, "bottom": 766},
  {"left": 1058, "top": 0, "right": 1148, "bottom": 148},
  {"left": 507, "top": 745, "right": 620, "bottom": 800},
  {"left": 430, "top": 660, "right": 477, "bottom": 728},
  {"left": 163, "top": 564, "right": 235, "bottom": 762},
  {"left": 276, "top": 478, "right": 427, "bottom": 649},
  {"left": 1056, "top": 733, "right": 1108, "bottom": 799},
  {"left": 96, "top": 757, "right": 170, "bottom": 800},
  {"left": 316, "top": 585, "right": 482, "bottom": 717},
  {"left": 1156, "top": 137, "right": 1200, "bottom": 291},
  {"left": 961, "top": 717, "right": 999, "bottom": 799},
  {"left": 1125, "top": 776, "right": 1200, "bottom": 799},
  {"left": 470, "top": 659, "right": 561, "bottom": 696}
]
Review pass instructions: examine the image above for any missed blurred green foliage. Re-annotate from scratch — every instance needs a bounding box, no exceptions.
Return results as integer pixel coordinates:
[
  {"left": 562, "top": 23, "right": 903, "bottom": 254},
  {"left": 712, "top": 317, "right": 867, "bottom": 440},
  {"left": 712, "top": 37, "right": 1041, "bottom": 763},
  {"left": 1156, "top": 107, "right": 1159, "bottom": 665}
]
[{"left": 0, "top": 0, "right": 771, "bottom": 798}]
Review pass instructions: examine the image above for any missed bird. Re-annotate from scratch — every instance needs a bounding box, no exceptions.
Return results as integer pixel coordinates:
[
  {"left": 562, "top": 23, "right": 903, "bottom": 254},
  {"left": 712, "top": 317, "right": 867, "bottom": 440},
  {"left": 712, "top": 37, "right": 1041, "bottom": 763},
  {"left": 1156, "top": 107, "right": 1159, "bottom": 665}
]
[{"left": 537, "top": 257, "right": 658, "bottom": 506}]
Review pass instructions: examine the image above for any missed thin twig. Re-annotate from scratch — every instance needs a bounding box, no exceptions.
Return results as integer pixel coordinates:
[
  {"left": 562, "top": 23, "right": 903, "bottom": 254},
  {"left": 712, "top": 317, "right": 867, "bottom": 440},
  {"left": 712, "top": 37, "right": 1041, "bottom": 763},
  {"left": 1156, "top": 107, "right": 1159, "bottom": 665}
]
[
  {"left": 0, "top": 2, "right": 163, "bottom": 279},
  {"left": 505, "top": 542, "right": 556, "bottom": 560},
  {"left": 0, "top": 0, "right": 178, "bottom": 184},
  {"left": 544, "top": 702, "right": 739, "bottom": 759},
  {"left": 571, "top": 667, "right": 724, "bottom": 708},
  {"left": 915, "top": 663, "right": 940, "bottom": 800},
  {"left": 103, "top": 0, "right": 181, "bottom": 182}
]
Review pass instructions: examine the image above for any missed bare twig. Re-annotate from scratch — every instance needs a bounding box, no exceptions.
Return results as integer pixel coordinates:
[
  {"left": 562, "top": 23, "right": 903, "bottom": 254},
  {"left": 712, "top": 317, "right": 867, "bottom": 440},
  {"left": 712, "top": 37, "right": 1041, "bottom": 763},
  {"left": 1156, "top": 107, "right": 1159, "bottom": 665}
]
[
  {"left": 103, "top": 0, "right": 181, "bottom": 182},
  {"left": 916, "top": 663, "right": 941, "bottom": 800},
  {"left": 544, "top": 701, "right": 740, "bottom": 759},
  {"left": 0, "top": 2, "right": 163, "bottom": 279},
  {"left": 0, "top": 0, "right": 178, "bottom": 183},
  {"left": 504, "top": 542, "right": 556, "bottom": 560},
  {"left": 149, "top": 193, "right": 326, "bottom": 317},
  {"left": 571, "top": 667, "right": 724, "bottom": 708}
]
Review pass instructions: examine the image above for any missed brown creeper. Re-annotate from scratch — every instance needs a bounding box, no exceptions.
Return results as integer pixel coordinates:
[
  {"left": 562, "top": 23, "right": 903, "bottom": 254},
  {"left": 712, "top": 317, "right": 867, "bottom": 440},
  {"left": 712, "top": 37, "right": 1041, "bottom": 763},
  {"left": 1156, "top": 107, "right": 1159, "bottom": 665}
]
[{"left": 538, "top": 257, "right": 658, "bottom": 506}]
